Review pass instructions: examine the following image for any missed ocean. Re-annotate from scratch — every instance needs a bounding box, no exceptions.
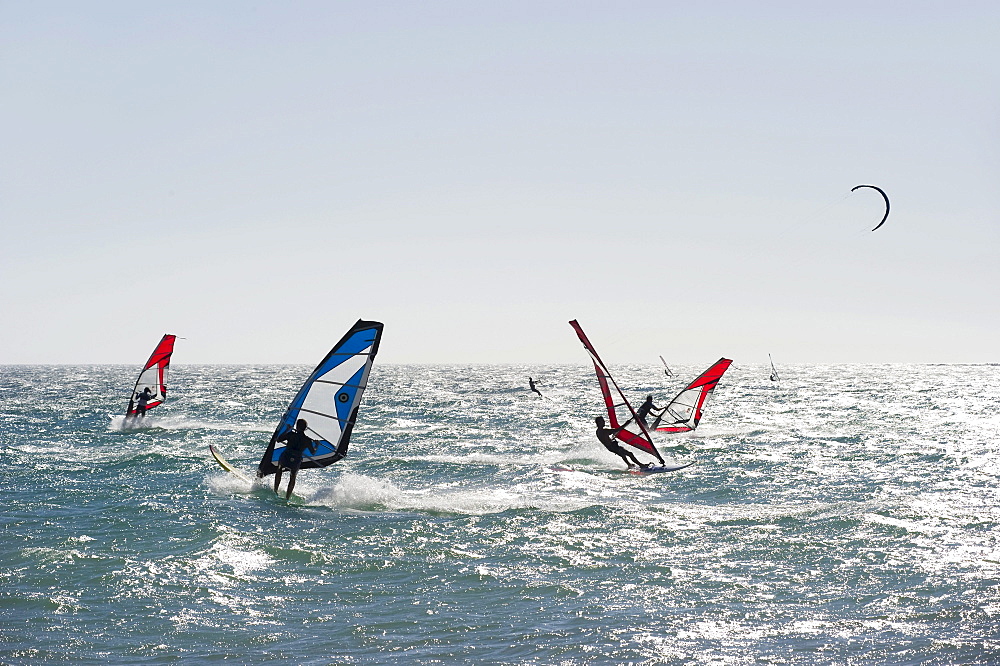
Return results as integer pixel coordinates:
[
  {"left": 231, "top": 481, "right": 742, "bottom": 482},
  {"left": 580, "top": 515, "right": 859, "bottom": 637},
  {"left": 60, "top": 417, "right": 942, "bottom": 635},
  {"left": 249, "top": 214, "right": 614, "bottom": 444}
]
[{"left": 2, "top": 363, "right": 999, "bottom": 664}]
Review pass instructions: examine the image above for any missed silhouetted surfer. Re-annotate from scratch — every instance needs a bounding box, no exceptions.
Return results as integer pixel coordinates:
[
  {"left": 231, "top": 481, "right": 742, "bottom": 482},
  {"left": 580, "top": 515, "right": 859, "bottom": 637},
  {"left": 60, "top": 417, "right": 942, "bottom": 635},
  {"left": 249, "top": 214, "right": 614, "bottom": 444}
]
[
  {"left": 273, "top": 418, "right": 317, "bottom": 500},
  {"left": 636, "top": 395, "right": 659, "bottom": 426},
  {"left": 529, "top": 377, "right": 543, "bottom": 398},
  {"left": 595, "top": 416, "right": 649, "bottom": 469},
  {"left": 132, "top": 387, "right": 152, "bottom": 421}
]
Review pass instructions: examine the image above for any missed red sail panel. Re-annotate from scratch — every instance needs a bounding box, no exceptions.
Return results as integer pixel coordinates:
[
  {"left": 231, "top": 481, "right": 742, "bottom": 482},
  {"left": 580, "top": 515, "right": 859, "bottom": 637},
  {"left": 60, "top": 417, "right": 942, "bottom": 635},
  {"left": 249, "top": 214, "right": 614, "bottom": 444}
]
[
  {"left": 569, "top": 320, "right": 663, "bottom": 463},
  {"left": 652, "top": 358, "right": 731, "bottom": 433},
  {"left": 126, "top": 334, "right": 177, "bottom": 415}
]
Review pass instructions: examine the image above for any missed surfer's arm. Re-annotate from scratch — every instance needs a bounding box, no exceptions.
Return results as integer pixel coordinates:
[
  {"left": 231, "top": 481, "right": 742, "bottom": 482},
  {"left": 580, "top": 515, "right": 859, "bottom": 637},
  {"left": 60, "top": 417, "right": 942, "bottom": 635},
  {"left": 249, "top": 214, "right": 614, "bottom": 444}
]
[
  {"left": 613, "top": 423, "right": 631, "bottom": 435},
  {"left": 602, "top": 425, "right": 627, "bottom": 439}
]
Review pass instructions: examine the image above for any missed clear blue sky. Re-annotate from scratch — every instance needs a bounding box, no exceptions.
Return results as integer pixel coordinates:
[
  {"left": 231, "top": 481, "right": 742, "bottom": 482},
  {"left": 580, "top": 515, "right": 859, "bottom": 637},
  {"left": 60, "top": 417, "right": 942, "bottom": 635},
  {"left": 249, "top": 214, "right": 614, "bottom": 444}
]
[{"left": 2, "top": 1, "right": 997, "bottom": 364}]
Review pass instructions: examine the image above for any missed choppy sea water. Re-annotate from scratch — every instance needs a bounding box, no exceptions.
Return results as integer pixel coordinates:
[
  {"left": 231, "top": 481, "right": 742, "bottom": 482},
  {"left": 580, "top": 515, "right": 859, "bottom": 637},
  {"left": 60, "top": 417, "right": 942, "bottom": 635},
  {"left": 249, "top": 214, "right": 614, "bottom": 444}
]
[{"left": 2, "top": 363, "right": 999, "bottom": 664}]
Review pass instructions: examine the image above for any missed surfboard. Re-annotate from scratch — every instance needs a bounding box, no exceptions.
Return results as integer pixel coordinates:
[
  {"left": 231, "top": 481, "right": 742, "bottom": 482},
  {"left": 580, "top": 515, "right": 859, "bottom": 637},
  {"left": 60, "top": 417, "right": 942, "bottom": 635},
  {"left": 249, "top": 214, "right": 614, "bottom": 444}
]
[
  {"left": 209, "top": 445, "right": 254, "bottom": 484},
  {"left": 210, "top": 445, "right": 308, "bottom": 503}
]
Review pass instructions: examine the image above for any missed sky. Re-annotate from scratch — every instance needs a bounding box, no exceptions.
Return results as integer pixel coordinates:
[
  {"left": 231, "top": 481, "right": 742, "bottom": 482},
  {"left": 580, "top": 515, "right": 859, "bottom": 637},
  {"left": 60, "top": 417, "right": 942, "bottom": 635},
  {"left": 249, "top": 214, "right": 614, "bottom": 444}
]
[{"left": 1, "top": 1, "right": 998, "bottom": 365}]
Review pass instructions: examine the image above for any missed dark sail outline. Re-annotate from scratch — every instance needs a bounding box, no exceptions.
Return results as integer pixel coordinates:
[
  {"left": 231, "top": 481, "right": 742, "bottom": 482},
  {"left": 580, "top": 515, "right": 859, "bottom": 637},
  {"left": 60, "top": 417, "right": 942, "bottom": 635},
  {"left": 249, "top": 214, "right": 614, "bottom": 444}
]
[
  {"left": 257, "top": 319, "right": 383, "bottom": 478},
  {"left": 851, "top": 184, "right": 890, "bottom": 231},
  {"left": 569, "top": 320, "right": 665, "bottom": 465},
  {"left": 125, "top": 334, "right": 177, "bottom": 416},
  {"left": 649, "top": 358, "right": 732, "bottom": 433}
]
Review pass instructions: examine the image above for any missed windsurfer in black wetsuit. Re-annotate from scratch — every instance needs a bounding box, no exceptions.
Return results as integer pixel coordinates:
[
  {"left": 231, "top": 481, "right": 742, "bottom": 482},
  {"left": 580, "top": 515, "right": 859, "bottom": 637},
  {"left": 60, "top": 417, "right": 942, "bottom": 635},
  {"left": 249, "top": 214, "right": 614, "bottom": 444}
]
[
  {"left": 529, "top": 377, "right": 543, "bottom": 398},
  {"left": 595, "top": 416, "right": 649, "bottom": 469},
  {"left": 133, "top": 387, "right": 152, "bottom": 421},
  {"left": 636, "top": 394, "right": 659, "bottom": 426},
  {"left": 273, "top": 418, "right": 318, "bottom": 500}
]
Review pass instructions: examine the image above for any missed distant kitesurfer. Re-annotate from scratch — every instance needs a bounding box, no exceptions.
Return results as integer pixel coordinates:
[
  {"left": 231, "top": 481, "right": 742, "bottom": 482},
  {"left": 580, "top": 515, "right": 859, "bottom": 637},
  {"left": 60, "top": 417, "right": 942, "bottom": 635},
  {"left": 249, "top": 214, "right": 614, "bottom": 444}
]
[
  {"left": 529, "top": 377, "right": 543, "bottom": 398},
  {"left": 273, "top": 418, "right": 317, "bottom": 500},
  {"left": 636, "top": 395, "right": 659, "bottom": 426},
  {"left": 595, "top": 416, "right": 649, "bottom": 469},
  {"left": 134, "top": 387, "right": 152, "bottom": 420}
]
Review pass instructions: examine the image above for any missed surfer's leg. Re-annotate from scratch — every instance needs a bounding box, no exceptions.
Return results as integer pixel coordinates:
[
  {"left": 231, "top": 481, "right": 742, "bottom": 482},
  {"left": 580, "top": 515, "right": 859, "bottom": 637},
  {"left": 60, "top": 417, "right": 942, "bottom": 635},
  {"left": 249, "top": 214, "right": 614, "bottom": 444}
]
[
  {"left": 273, "top": 468, "right": 283, "bottom": 494},
  {"left": 285, "top": 469, "right": 298, "bottom": 500}
]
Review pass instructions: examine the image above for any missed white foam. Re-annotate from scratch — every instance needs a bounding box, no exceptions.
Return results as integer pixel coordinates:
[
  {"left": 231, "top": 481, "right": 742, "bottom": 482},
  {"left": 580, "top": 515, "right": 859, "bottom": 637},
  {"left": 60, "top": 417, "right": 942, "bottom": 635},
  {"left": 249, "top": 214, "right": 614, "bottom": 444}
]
[
  {"left": 109, "top": 414, "right": 269, "bottom": 433},
  {"left": 206, "top": 472, "right": 257, "bottom": 496},
  {"left": 306, "top": 472, "right": 593, "bottom": 515}
]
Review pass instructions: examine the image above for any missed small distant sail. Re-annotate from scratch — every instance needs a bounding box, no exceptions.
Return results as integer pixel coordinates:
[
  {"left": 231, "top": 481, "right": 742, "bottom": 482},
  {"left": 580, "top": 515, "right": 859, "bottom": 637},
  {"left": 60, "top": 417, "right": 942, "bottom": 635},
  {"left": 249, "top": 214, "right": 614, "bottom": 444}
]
[
  {"left": 257, "top": 320, "right": 383, "bottom": 477},
  {"left": 769, "top": 354, "right": 779, "bottom": 382},
  {"left": 125, "top": 334, "right": 177, "bottom": 416},
  {"left": 569, "top": 320, "right": 665, "bottom": 464},
  {"left": 659, "top": 355, "right": 673, "bottom": 377},
  {"left": 649, "top": 358, "right": 732, "bottom": 433}
]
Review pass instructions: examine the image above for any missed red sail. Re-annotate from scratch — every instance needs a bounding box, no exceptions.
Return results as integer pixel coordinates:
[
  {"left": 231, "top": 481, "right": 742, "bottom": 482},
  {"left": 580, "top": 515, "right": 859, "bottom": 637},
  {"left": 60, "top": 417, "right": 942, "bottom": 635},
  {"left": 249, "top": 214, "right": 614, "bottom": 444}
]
[
  {"left": 569, "top": 320, "right": 664, "bottom": 463},
  {"left": 650, "top": 358, "right": 731, "bottom": 433},
  {"left": 125, "top": 334, "right": 177, "bottom": 416}
]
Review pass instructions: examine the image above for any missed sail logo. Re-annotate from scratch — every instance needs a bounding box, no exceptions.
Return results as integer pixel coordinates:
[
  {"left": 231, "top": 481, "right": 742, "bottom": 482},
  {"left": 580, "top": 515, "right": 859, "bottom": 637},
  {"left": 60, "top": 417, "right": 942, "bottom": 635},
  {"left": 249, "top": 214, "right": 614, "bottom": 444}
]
[{"left": 337, "top": 392, "right": 350, "bottom": 403}]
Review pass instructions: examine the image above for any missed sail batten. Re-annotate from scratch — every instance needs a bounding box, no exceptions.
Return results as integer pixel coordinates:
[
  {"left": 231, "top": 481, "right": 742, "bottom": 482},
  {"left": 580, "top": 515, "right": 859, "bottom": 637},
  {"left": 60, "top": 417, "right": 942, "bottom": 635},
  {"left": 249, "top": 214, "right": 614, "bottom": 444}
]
[
  {"left": 296, "top": 407, "right": 353, "bottom": 423},
  {"left": 257, "top": 319, "right": 383, "bottom": 477},
  {"left": 569, "top": 320, "right": 664, "bottom": 464},
  {"left": 312, "top": 379, "right": 367, "bottom": 389},
  {"left": 125, "top": 334, "right": 177, "bottom": 416}
]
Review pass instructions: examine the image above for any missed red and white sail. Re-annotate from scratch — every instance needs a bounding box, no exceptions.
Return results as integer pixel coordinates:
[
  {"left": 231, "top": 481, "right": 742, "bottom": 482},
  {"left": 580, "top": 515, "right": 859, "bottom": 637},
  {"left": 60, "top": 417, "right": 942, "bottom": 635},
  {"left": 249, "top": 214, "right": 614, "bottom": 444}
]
[
  {"left": 569, "top": 320, "right": 664, "bottom": 464},
  {"left": 125, "top": 334, "right": 177, "bottom": 416},
  {"left": 649, "top": 358, "right": 731, "bottom": 433}
]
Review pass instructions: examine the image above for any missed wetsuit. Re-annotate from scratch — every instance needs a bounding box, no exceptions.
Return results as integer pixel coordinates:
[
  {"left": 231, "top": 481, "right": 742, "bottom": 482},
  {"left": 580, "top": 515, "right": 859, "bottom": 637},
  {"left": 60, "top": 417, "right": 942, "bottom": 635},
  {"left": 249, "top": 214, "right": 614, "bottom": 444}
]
[
  {"left": 636, "top": 397, "right": 657, "bottom": 425},
  {"left": 135, "top": 390, "right": 151, "bottom": 419},
  {"left": 529, "top": 378, "right": 542, "bottom": 397},
  {"left": 276, "top": 429, "right": 317, "bottom": 470},
  {"left": 595, "top": 426, "right": 644, "bottom": 468}
]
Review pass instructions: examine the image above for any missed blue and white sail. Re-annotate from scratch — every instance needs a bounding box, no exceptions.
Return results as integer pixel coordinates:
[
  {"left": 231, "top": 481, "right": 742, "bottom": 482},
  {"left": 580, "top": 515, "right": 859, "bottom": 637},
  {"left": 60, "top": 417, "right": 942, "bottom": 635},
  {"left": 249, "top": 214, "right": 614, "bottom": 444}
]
[{"left": 257, "top": 320, "right": 383, "bottom": 477}]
